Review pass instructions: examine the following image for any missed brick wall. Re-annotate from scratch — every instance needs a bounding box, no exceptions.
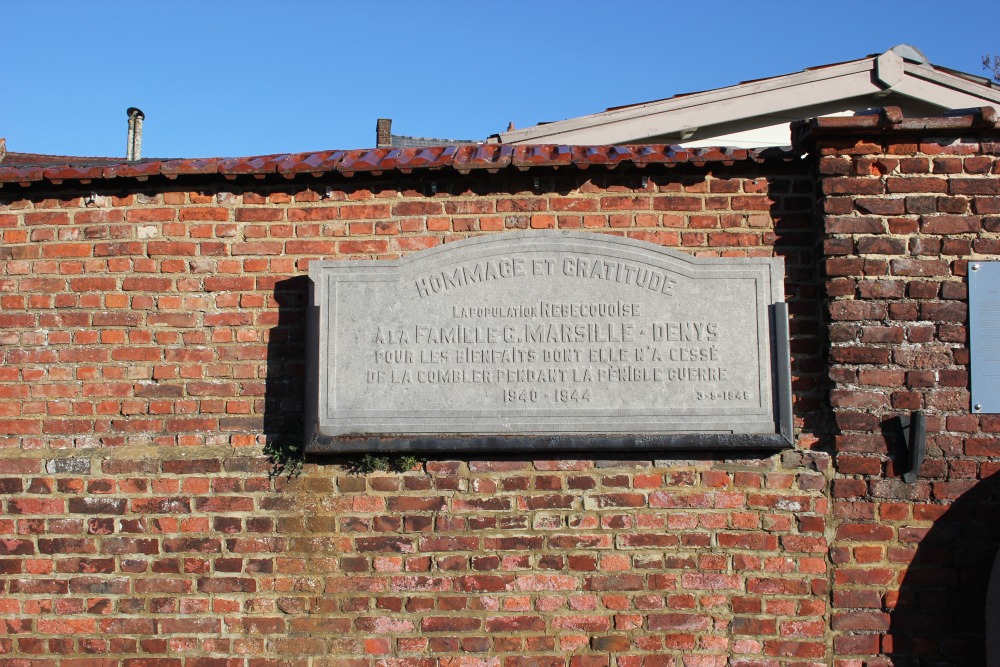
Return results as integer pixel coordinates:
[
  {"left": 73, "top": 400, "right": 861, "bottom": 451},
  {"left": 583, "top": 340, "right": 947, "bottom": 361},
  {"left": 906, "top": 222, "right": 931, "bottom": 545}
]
[
  {"left": 815, "top": 132, "right": 1000, "bottom": 666},
  {"left": 0, "top": 162, "right": 841, "bottom": 666},
  {"left": 0, "top": 128, "right": 996, "bottom": 666}
]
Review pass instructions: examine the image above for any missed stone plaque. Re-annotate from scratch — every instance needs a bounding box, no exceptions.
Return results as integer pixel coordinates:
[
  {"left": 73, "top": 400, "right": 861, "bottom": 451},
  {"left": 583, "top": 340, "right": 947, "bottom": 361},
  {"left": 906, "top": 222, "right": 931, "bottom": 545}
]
[
  {"left": 306, "top": 231, "right": 792, "bottom": 452},
  {"left": 970, "top": 262, "right": 1000, "bottom": 414}
]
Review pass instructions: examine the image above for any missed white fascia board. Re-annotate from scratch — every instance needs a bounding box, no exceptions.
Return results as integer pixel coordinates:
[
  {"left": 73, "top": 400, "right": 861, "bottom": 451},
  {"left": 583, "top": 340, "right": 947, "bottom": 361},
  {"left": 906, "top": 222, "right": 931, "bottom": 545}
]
[
  {"left": 891, "top": 76, "right": 1000, "bottom": 112},
  {"left": 901, "top": 63, "right": 1000, "bottom": 105},
  {"left": 500, "top": 59, "right": 879, "bottom": 144},
  {"left": 504, "top": 69, "right": 883, "bottom": 145}
]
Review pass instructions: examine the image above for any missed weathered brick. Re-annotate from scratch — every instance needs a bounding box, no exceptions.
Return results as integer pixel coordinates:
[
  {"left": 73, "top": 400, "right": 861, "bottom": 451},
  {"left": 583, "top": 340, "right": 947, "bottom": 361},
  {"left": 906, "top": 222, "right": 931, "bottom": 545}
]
[
  {"left": 920, "top": 214, "right": 980, "bottom": 234},
  {"left": 950, "top": 178, "right": 1000, "bottom": 195},
  {"left": 889, "top": 258, "right": 949, "bottom": 277},
  {"left": 822, "top": 178, "right": 885, "bottom": 195},
  {"left": 854, "top": 198, "right": 904, "bottom": 215},
  {"left": 855, "top": 237, "right": 905, "bottom": 255},
  {"left": 886, "top": 177, "right": 947, "bottom": 193},
  {"left": 825, "top": 216, "right": 886, "bottom": 234}
]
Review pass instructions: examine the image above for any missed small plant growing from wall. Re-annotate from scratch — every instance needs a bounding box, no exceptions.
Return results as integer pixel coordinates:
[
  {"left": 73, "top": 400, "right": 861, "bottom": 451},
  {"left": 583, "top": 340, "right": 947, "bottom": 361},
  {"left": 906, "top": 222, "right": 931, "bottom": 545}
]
[
  {"left": 264, "top": 438, "right": 422, "bottom": 477},
  {"left": 349, "top": 453, "right": 424, "bottom": 474},
  {"left": 264, "top": 437, "right": 304, "bottom": 478}
]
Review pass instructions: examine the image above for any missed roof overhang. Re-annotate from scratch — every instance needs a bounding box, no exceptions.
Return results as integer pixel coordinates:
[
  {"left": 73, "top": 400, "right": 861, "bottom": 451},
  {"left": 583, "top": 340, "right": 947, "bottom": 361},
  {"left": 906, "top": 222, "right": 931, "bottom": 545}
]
[{"left": 494, "top": 48, "right": 1000, "bottom": 145}]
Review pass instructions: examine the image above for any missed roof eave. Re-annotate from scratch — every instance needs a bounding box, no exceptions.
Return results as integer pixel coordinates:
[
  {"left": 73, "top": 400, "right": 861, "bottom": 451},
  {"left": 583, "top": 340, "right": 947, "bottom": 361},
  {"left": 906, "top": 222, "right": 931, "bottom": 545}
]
[
  {"left": 498, "top": 50, "right": 1000, "bottom": 145},
  {"left": 501, "top": 63, "right": 885, "bottom": 145},
  {"left": 496, "top": 57, "right": 879, "bottom": 144}
]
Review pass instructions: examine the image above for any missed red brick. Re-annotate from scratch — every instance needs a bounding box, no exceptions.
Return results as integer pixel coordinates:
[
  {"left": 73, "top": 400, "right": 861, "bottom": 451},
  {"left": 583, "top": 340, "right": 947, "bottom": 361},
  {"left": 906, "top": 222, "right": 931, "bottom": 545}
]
[
  {"left": 898, "top": 157, "right": 929, "bottom": 173},
  {"left": 236, "top": 208, "right": 283, "bottom": 222},
  {"left": 42, "top": 243, "right": 92, "bottom": 258},
  {"left": 25, "top": 211, "right": 71, "bottom": 225},
  {"left": 835, "top": 523, "right": 894, "bottom": 541},
  {"left": 889, "top": 258, "right": 949, "bottom": 277},
  {"left": 950, "top": 178, "right": 1000, "bottom": 195},
  {"left": 421, "top": 616, "right": 481, "bottom": 632},
  {"left": 822, "top": 178, "right": 885, "bottom": 195},
  {"left": 0, "top": 418, "right": 42, "bottom": 434},
  {"left": 338, "top": 240, "right": 389, "bottom": 254},
  {"left": 966, "top": 438, "right": 1000, "bottom": 456},
  {"left": 339, "top": 204, "right": 391, "bottom": 219},
  {"left": 392, "top": 201, "right": 443, "bottom": 216},
  {"left": 886, "top": 177, "right": 947, "bottom": 193},
  {"left": 855, "top": 237, "right": 905, "bottom": 254},
  {"left": 920, "top": 215, "right": 980, "bottom": 234},
  {"left": 126, "top": 208, "right": 175, "bottom": 222},
  {"left": 854, "top": 198, "right": 904, "bottom": 215},
  {"left": 825, "top": 216, "right": 886, "bottom": 234},
  {"left": 179, "top": 207, "right": 228, "bottom": 221}
]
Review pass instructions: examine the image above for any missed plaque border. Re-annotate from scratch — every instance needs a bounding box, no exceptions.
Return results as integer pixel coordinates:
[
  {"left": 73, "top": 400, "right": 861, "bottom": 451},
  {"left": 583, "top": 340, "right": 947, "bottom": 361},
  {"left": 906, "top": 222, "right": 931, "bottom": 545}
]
[{"left": 305, "top": 232, "right": 794, "bottom": 453}]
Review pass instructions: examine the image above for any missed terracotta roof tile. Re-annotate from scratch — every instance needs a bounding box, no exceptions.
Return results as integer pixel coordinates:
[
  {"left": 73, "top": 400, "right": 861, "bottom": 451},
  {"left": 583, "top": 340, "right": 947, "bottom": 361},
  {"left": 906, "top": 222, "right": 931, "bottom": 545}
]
[
  {"left": 28, "top": 114, "right": 997, "bottom": 189},
  {"left": 513, "top": 145, "right": 573, "bottom": 169},
  {"left": 103, "top": 160, "right": 164, "bottom": 180},
  {"left": 218, "top": 154, "right": 285, "bottom": 176},
  {"left": 569, "top": 146, "right": 631, "bottom": 168},
  {"left": 394, "top": 146, "right": 458, "bottom": 173},
  {"left": 0, "top": 144, "right": 777, "bottom": 188},
  {"left": 160, "top": 157, "right": 220, "bottom": 178},
  {"left": 453, "top": 144, "right": 514, "bottom": 173},
  {"left": 792, "top": 106, "right": 999, "bottom": 144},
  {"left": 275, "top": 151, "right": 345, "bottom": 177}
]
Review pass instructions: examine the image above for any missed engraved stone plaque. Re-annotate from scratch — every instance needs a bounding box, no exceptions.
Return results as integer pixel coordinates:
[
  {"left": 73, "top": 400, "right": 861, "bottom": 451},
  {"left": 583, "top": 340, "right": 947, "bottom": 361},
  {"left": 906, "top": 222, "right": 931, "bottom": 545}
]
[
  {"left": 970, "top": 262, "right": 1000, "bottom": 414},
  {"left": 306, "top": 231, "right": 792, "bottom": 452}
]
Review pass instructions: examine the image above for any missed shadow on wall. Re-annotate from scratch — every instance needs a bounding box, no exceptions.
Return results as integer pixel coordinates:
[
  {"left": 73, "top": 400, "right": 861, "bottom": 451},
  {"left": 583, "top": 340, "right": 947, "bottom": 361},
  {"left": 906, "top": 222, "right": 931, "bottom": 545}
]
[
  {"left": 765, "top": 169, "right": 829, "bottom": 443},
  {"left": 263, "top": 275, "right": 310, "bottom": 476},
  {"left": 888, "top": 470, "right": 1000, "bottom": 665}
]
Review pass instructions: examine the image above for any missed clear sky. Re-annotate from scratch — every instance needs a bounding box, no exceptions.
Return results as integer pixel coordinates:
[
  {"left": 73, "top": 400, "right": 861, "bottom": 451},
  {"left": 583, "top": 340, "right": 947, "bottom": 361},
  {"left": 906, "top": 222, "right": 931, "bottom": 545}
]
[{"left": 5, "top": 0, "right": 999, "bottom": 159}]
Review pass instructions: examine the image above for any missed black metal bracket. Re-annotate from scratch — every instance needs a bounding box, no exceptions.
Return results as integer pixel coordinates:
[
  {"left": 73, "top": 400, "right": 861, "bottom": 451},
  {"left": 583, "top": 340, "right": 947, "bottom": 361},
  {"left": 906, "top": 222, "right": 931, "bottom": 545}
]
[
  {"left": 772, "top": 302, "right": 795, "bottom": 447},
  {"left": 899, "top": 410, "right": 926, "bottom": 484}
]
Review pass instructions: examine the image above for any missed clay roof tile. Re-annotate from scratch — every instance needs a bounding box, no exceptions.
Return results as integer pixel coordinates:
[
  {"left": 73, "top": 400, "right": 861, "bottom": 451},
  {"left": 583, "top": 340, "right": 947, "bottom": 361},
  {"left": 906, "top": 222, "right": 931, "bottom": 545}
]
[{"left": 21, "top": 109, "right": 993, "bottom": 188}]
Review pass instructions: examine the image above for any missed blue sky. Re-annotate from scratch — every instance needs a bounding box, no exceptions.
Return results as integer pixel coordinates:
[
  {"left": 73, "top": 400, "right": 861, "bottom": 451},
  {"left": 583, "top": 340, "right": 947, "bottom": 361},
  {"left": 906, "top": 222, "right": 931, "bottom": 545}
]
[{"left": 5, "top": 1, "right": 1000, "bottom": 159}]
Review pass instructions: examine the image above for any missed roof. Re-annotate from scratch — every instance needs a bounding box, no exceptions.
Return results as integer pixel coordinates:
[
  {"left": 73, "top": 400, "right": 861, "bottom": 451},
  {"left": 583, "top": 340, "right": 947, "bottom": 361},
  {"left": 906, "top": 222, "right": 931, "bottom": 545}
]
[
  {"left": 1, "top": 107, "right": 997, "bottom": 190},
  {"left": 0, "top": 143, "right": 790, "bottom": 189},
  {"left": 793, "top": 105, "right": 999, "bottom": 141},
  {"left": 492, "top": 45, "right": 1000, "bottom": 146}
]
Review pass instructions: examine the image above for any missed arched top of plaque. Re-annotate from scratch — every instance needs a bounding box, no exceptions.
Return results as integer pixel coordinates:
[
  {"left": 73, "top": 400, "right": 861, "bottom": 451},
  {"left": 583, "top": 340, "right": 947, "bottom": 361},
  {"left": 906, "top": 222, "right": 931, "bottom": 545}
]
[{"left": 307, "top": 231, "right": 793, "bottom": 453}]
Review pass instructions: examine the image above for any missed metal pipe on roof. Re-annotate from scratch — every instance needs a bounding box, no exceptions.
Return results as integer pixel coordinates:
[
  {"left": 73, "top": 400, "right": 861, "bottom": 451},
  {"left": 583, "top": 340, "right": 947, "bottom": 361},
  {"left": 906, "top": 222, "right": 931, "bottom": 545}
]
[{"left": 126, "top": 107, "right": 145, "bottom": 161}]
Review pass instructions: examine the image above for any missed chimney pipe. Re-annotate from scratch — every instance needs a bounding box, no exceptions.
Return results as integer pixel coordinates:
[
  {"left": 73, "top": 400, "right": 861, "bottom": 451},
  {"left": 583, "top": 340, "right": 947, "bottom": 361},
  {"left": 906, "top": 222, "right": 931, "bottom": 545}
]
[
  {"left": 376, "top": 118, "right": 392, "bottom": 148},
  {"left": 126, "top": 107, "right": 145, "bottom": 161}
]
